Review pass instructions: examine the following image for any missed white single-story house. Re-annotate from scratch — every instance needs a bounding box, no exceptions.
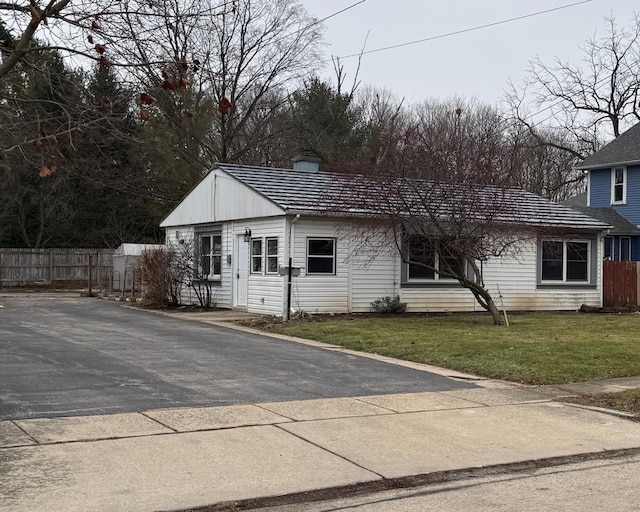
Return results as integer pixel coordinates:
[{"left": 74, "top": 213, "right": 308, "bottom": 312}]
[{"left": 160, "top": 161, "right": 611, "bottom": 317}]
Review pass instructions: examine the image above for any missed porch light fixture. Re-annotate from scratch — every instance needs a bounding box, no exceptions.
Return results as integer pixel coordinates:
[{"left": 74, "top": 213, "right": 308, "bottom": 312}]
[{"left": 243, "top": 227, "right": 252, "bottom": 242}]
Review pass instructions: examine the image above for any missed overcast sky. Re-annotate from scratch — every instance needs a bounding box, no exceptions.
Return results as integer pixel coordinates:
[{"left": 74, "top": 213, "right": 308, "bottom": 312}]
[{"left": 300, "top": 0, "right": 639, "bottom": 106}]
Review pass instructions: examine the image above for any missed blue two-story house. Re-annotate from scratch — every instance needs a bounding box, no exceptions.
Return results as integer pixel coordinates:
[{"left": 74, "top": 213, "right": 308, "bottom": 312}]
[{"left": 570, "top": 123, "right": 640, "bottom": 261}]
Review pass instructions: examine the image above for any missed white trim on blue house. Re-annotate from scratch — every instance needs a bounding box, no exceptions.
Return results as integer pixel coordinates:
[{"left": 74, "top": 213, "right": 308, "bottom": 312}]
[{"left": 611, "top": 166, "right": 627, "bottom": 205}]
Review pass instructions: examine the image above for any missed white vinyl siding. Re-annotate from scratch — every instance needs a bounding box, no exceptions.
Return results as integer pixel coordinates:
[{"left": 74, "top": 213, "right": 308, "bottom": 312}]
[
  {"left": 166, "top": 220, "right": 603, "bottom": 315},
  {"left": 243, "top": 217, "right": 287, "bottom": 315},
  {"left": 291, "top": 219, "right": 349, "bottom": 313},
  {"left": 401, "top": 237, "right": 601, "bottom": 313},
  {"left": 160, "top": 169, "right": 284, "bottom": 228},
  {"left": 349, "top": 242, "right": 399, "bottom": 313}
]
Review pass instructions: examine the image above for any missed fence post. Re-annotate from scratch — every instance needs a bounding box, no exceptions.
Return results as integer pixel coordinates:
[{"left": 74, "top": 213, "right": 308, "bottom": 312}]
[
  {"left": 97, "top": 251, "right": 102, "bottom": 294},
  {"left": 48, "top": 249, "right": 53, "bottom": 284},
  {"left": 636, "top": 262, "right": 640, "bottom": 307},
  {"left": 88, "top": 255, "right": 93, "bottom": 296}
]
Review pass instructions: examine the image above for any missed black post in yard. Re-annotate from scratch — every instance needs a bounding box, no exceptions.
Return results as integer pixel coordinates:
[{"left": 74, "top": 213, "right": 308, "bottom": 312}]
[{"left": 286, "top": 256, "right": 293, "bottom": 321}]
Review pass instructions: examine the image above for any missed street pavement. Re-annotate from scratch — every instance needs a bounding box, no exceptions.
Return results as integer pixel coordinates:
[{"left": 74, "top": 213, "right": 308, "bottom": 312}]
[{"left": 3, "top": 294, "right": 640, "bottom": 511}]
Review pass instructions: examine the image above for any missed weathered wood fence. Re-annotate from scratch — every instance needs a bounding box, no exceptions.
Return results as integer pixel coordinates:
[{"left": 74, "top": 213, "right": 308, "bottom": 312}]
[
  {"left": 603, "top": 260, "right": 640, "bottom": 307},
  {"left": 0, "top": 248, "right": 114, "bottom": 288}
]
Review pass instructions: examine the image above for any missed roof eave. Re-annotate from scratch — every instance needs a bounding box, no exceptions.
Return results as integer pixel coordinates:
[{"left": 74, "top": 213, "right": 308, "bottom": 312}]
[{"left": 575, "top": 159, "right": 640, "bottom": 171}]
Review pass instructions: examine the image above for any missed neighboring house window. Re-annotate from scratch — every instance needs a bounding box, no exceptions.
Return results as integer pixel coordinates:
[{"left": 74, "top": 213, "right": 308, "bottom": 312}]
[
  {"left": 611, "top": 167, "right": 627, "bottom": 204},
  {"left": 604, "top": 237, "right": 613, "bottom": 260},
  {"left": 251, "top": 238, "right": 263, "bottom": 273},
  {"left": 266, "top": 237, "right": 278, "bottom": 274},
  {"left": 541, "top": 240, "right": 589, "bottom": 282},
  {"left": 620, "top": 236, "right": 631, "bottom": 261},
  {"left": 404, "top": 236, "right": 464, "bottom": 281},
  {"left": 307, "top": 238, "right": 335, "bottom": 274},
  {"left": 199, "top": 233, "right": 222, "bottom": 280}
]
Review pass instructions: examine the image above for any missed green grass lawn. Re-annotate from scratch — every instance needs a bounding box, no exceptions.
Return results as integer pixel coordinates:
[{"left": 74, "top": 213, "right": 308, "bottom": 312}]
[{"left": 254, "top": 312, "right": 640, "bottom": 385}]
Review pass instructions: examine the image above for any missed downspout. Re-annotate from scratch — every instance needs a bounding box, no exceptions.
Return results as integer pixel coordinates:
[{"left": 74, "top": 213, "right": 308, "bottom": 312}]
[{"left": 285, "top": 213, "right": 301, "bottom": 321}]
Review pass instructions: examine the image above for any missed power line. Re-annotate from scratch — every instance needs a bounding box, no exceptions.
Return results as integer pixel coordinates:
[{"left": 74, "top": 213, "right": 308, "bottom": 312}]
[
  {"left": 316, "top": 0, "right": 368, "bottom": 26},
  {"left": 272, "top": 0, "right": 368, "bottom": 45},
  {"left": 331, "top": 1, "right": 592, "bottom": 61}
]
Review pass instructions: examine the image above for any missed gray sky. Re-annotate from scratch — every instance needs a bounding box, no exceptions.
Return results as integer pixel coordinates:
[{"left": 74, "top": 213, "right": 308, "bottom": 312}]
[{"left": 301, "top": 0, "right": 639, "bottom": 106}]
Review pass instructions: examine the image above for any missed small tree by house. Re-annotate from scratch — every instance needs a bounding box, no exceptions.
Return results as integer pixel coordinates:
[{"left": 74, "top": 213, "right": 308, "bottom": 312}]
[
  {"left": 138, "top": 247, "right": 183, "bottom": 308},
  {"left": 172, "top": 241, "right": 218, "bottom": 310},
  {"left": 331, "top": 101, "right": 542, "bottom": 326}
]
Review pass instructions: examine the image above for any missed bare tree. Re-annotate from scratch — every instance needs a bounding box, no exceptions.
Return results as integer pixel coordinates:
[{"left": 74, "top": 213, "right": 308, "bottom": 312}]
[
  {"left": 506, "top": 14, "right": 640, "bottom": 159},
  {"left": 348, "top": 86, "right": 409, "bottom": 172},
  {"left": 0, "top": 0, "right": 77, "bottom": 80},
  {"left": 502, "top": 126, "right": 586, "bottom": 200},
  {"left": 119, "top": 0, "right": 323, "bottom": 163},
  {"left": 333, "top": 99, "right": 544, "bottom": 326}
]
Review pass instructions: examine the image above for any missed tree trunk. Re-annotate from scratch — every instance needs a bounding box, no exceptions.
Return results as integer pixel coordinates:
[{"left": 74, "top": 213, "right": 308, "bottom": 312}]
[{"left": 479, "top": 288, "right": 505, "bottom": 326}]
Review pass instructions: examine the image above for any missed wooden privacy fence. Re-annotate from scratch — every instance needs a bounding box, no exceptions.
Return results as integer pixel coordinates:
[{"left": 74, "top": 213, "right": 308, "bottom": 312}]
[
  {"left": 603, "top": 260, "right": 640, "bottom": 307},
  {"left": 0, "top": 248, "right": 114, "bottom": 288}
]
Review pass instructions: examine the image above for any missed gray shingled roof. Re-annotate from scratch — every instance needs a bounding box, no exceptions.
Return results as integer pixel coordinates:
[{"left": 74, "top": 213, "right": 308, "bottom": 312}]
[
  {"left": 567, "top": 206, "right": 640, "bottom": 235},
  {"left": 219, "top": 164, "right": 610, "bottom": 231},
  {"left": 576, "top": 123, "right": 640, "bottom": 170},
  {"left": 561, "top": 192, "right": 587, "bottom": 207}
]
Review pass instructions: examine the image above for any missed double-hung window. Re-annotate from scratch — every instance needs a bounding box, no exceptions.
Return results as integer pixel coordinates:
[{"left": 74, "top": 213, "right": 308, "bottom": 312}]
[
  {"left": 611, "top": 167, "right": 627, "bottom": 204},
  {"left": 266, "top": 237, "right": 278, "bottom": 274},
  {"left": 199, "top": 232, "right": 222, "bottom": 280},
  {"left": 541, "top": 240, "right": 589, "bottom": 283},
  {"left": 307, "top": 238, "right": 335, "bottom": 274},
  {"left": 251, "top": 238, "right": 263, "bottom": 273}
]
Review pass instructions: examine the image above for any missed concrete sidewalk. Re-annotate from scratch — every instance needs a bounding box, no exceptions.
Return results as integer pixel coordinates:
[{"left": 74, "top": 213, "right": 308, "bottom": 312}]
[{"left": 3, "top": 385, "right": 640, "bottom": 512}]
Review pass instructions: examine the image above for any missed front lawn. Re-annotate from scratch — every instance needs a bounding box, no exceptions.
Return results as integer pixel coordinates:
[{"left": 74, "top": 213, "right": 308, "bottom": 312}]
[{"left": 252, "top": 312, "right": 640, "bottom": 385}]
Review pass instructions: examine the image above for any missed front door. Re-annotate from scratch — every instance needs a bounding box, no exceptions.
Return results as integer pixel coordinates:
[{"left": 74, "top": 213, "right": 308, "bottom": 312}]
[{"left": 234, "top": 235, "right": 249, "bottom": 307}]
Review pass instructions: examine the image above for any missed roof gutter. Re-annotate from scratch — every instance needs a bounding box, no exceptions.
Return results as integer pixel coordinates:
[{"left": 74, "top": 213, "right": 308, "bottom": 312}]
[{"left": 575, "top": 159, "right": 640, "bottom": 171}]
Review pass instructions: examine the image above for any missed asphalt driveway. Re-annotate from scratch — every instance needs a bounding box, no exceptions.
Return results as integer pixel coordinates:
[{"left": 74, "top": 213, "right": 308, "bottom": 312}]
[{"left": 0, "top": 295, "right": 476, "bottom": 420}]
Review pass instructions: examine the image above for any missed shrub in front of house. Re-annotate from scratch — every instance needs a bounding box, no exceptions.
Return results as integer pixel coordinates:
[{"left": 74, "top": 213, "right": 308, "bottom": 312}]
[
  {"left": 370, "top": 295, "right": 407, "bottom": 314},
  {"left": 138, "top": 248, "right": 183, "bottom": 308}
]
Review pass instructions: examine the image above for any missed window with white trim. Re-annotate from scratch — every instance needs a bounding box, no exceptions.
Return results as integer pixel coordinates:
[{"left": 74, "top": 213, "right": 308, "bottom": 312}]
[
  {"left": 612, "top": 167, "right": 627, "bottom": 204},
  {"left": 199, "top": 233, "right": 222, "bottom": 280},
  {"left": 541, "top": 240, "right": 589, "bottom": 282},
  {"left": 307, "top": 238, "right": 335, "bottom": 274},
  {"left": 251, "top": 238, "right": 263, "bottom": 273},
  {"left": 266, "top": 237, "right": 278, "bottom": 274}
]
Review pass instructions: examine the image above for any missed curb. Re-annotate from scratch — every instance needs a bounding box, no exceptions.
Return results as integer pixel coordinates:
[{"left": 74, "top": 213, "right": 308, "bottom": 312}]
[{"left": 175, "top": 447, "right": 640, "bottom": 512}]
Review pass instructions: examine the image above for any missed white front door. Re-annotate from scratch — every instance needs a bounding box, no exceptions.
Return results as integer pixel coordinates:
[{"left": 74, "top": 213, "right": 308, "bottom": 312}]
[{"left": 234, "top": 235, "right": 249, "bottom": 307}]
